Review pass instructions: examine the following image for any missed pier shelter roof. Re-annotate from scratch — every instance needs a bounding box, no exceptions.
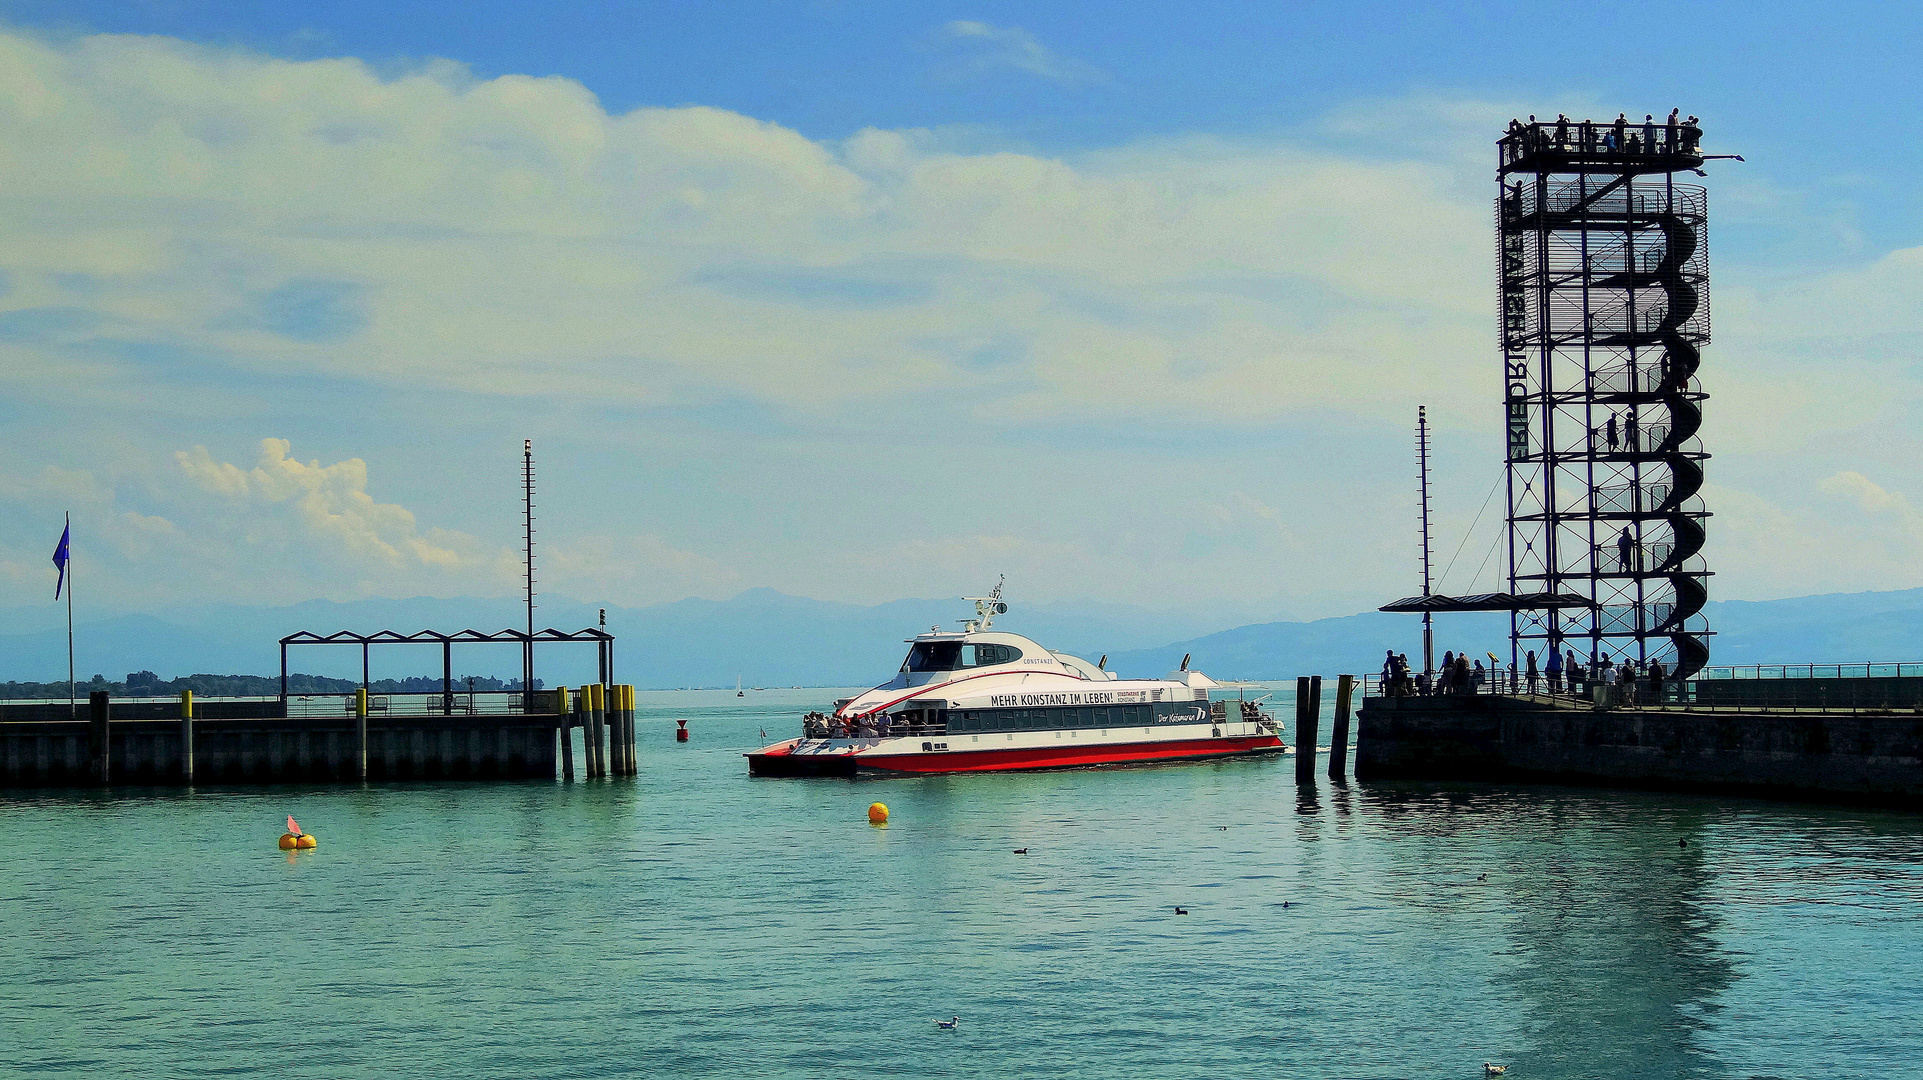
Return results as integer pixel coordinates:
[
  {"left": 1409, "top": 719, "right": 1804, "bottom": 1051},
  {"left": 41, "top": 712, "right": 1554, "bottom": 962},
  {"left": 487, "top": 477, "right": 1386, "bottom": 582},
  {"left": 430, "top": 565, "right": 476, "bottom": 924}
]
[{"left": 1379, "top": 592, "right": 1596, "bottom": 613}]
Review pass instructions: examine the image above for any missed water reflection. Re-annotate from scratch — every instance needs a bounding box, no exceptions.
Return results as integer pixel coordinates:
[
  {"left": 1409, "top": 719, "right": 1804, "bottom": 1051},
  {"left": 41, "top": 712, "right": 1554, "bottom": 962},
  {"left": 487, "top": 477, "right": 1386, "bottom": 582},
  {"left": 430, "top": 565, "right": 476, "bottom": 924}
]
[{"left": 1360, "top": 785, "right": 1736, "bottom": 1078}]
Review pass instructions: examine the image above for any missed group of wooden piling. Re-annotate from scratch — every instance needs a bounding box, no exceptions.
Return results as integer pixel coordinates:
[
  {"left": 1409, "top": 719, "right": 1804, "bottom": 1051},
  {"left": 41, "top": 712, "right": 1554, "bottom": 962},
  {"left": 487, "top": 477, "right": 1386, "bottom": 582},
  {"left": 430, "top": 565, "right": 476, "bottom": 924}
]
[
  {"left": 555, "top": 684, "right": 637, "bottom": 780},
  {"left": 1293, "top": 674, "right": 1356, "bottom": 782}
]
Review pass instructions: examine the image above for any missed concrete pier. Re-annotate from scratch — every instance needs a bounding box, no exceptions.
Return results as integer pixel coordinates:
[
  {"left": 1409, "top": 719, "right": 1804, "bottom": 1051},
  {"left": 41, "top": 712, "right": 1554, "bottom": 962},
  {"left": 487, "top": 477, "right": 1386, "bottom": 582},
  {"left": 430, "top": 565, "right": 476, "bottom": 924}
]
[
  {"left": 1, "top": 711, "right": 563, "bottom": 787},
  {"left": 1357, "top": 693, "right": 1923, "bottom": 805}
]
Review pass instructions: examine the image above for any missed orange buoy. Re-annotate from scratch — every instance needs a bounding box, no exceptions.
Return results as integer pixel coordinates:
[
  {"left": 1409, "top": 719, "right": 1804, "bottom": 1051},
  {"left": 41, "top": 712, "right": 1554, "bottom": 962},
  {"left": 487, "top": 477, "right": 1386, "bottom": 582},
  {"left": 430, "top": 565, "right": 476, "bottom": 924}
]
[
  {"left": 278, "top": 833, "right": 299, "bottom": 850},
  {"left": 294, "top": 834, "right": 317, "bottom": 849},
  {"left": 867, "top": 802, "right": 889, "bottom": 824}
]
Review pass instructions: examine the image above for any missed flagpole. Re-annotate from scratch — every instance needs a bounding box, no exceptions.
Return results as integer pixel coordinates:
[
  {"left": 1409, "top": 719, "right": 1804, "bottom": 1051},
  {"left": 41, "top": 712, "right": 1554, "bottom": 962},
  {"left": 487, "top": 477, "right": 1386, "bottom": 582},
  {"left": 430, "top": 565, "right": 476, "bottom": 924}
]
[{"left": 67, "top": 511, "right": 74, "bottom": 720}]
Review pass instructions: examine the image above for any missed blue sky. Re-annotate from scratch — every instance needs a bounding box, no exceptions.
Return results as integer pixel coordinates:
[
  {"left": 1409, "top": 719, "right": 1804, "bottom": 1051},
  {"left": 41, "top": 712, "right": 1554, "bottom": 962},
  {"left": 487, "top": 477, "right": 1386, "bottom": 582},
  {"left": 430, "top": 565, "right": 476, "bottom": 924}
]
[{"left": 2, "top": 1, "right": 1921, "bottom": 627}]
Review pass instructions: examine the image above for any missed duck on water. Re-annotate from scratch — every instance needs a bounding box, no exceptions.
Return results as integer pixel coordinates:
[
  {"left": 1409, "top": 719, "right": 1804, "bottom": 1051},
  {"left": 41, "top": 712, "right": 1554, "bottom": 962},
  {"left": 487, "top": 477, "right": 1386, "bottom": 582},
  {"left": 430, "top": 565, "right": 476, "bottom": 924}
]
[{"left": 746, "top": 582, "right": 1286, "bottom": 777}]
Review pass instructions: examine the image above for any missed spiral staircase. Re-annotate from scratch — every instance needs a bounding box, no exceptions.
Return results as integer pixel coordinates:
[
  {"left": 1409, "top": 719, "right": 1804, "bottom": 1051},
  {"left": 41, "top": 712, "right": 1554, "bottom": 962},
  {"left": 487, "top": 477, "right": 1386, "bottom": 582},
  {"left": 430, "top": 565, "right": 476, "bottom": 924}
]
[{"left": 1497, "top": 120, "right": 1715, "bottom": 677}]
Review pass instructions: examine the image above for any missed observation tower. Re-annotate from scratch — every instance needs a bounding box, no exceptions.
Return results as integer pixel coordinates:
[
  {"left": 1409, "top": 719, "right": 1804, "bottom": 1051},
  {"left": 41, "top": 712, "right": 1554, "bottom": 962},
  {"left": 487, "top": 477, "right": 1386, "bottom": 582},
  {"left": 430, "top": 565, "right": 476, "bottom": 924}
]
[{"left": 1497, "top": 113, "right": 1731, "bottom": 677}]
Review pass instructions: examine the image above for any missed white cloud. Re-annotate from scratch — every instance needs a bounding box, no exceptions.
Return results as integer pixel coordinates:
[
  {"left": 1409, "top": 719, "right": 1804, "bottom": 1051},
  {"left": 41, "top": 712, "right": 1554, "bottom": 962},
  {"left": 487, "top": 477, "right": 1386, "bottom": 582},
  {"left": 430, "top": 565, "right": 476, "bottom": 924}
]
[
  {"left": 0, "top": 27, "right": 1918, "bottom": 615},
  {"left": 175, "top": 438, "right": 496, "bottom": 571},
  {"left": 937, "top": 21, "right": 1107, "bottom": 86},
  {"left": 1820, "top": 470, "right": 1911, "bottom": 517}
]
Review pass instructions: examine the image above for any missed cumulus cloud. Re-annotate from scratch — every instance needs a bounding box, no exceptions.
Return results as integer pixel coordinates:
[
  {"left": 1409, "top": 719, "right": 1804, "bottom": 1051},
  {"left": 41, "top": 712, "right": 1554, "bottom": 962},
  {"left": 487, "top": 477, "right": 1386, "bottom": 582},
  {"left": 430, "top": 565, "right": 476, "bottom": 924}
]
[
  {"left": 0, "top": 26, "right": 1915, "bottom": 614},
  {"left": 0, "top": 27, "right": 1491, "bottom": 431},
  {"left": 1819, "top": 470, "right": 1911, "bottom": 516},
  {"left": 936, "top": 21, "right": 1108, "bottom": 86},
  {"left": 176, "top": 439, "right": 488, "bottom": 570}
]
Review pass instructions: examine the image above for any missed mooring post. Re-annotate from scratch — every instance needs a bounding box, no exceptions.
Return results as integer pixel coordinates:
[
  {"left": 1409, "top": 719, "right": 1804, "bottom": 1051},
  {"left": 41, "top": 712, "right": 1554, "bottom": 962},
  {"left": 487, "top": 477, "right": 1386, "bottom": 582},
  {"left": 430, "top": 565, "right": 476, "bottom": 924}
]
[
  {"left": 355, "top": 687, "right": 369, "bottom": 781},
  {"left": 180, "top": 689, "right": 195, "bottom": 785},
  {"left": 625, "top": 684, "right": 638, "bottom": 774},
  {"left": 1296, "top": 676, "right": 1321, "bottom": 784},
  {"left": 89, "top": 690, "right": 112, "bottom": 785},
  {"left": 591, "top": 682, "right": 608, "bottom": 778},
  {"left": 1328, "top": 674, "right": 1354, "bottom": 780},
  {"left": 582, "top": 683, "right": 598, "bottom": 778},
  {"left": 619, "top": 684, "right": 636, "bottom": 775},
  {"left": 557, "top": 686, "right": 575, "bottom": 781}
]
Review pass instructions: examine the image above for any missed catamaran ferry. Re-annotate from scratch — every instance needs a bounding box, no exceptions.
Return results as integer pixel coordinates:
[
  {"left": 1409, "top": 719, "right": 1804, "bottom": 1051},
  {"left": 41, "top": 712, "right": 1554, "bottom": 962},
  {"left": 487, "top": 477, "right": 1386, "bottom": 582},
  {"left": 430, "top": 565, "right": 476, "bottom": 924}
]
[{"left": 746, "top": 584, "right": 1285, "bottom": 777}]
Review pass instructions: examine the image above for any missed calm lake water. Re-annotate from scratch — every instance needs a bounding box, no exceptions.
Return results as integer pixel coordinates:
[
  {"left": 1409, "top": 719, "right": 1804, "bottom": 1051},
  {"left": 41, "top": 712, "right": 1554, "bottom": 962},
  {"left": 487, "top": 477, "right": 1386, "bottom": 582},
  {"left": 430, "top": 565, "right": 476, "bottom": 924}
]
[{"left": 3, "top": 687, "right": 1920, "bottom": 1079}]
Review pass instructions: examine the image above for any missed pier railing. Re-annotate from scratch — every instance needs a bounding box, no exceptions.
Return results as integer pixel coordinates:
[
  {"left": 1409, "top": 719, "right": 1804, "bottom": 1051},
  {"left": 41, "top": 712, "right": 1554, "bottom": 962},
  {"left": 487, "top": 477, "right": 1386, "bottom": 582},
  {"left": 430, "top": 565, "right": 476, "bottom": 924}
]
[
  {"left": 282, "top": 691, "right": 539, "bottom": 718},
  {"left": 1364, "top": 661, "right": 1923, "bottom": 713}
]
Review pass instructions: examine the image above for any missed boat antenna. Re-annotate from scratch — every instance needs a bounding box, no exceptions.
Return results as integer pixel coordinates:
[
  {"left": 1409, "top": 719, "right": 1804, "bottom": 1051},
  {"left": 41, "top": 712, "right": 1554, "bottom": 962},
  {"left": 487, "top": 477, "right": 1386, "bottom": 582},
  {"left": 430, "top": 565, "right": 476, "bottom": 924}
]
[
  {"left": 1097, "top": 654, "right": 1107, "bottom": 671},
  {"left": 962, "top": 575, "right": 1008, "bottom": 632},
  {"left": 1180, "top": 653, "right": 1191, "bottom": 672}
]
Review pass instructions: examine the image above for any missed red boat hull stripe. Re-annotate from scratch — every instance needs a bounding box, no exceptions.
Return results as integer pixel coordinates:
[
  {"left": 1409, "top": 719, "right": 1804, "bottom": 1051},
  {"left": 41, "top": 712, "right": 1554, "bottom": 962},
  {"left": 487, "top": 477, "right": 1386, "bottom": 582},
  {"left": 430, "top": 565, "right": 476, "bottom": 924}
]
[{"left": 838, "top": 734, "right": 1283, "bottom": 774}]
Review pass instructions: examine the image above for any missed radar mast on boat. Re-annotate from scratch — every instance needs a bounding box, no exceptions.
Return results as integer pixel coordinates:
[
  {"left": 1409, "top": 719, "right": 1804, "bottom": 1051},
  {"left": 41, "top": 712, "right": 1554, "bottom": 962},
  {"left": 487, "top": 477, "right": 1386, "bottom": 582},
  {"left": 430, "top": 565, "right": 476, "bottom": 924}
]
[{"left": 961, "top": 576, "right": 1008, "bottom": 633}]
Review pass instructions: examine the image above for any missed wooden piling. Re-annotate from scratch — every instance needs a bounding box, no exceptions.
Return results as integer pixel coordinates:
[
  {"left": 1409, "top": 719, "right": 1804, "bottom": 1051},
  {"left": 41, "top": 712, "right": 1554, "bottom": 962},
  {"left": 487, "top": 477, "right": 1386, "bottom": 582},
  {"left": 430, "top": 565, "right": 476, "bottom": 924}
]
[
  {"left": 622, "top": 684, "right": 637, "bottom": 775},
  {"left": 611, "top": 684, "right": 626, "bottom": 775},
  {"left": 180, "top": 690, "right": 195, "bottom": 784},
  {"left": 1328, "top": 674, "right": 1354, "bottom": 780},
  {"left": 1295, "top": 675, "right": 1321, "bottom": 784},
  {"left": 355, "top": 687, "right": 369, "bottom": 781},
  {"left": 557, "top": 687, "right": 575, "bottom": 781},
  {"left": 89, "top": 691, "right": 111, "bottom": 785},
  {"left": 590, "top": 682, "right": 607, "bottom": 778}
]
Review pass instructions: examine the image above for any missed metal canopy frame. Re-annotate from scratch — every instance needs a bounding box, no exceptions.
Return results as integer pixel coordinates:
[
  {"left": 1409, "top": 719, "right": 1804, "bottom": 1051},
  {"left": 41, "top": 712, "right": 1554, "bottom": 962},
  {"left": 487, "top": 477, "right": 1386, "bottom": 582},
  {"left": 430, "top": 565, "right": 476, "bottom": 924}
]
[{"left": 278, "top": 627, "right": 615, "bottom": 709}]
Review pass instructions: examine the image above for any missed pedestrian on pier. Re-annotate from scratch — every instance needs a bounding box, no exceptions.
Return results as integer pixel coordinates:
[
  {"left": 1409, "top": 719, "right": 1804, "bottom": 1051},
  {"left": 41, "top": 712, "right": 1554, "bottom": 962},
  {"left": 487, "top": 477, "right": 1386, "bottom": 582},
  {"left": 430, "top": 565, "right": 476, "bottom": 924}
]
[
  {"left": 1546, "top": 645, "right": 1564, "bottom": 693},
  {"left": 1526, "top": 650, "right": 1539, "bottom": 693},
  {"left": 1648, "top": 658, "right": 1667, "bottom": 703}
]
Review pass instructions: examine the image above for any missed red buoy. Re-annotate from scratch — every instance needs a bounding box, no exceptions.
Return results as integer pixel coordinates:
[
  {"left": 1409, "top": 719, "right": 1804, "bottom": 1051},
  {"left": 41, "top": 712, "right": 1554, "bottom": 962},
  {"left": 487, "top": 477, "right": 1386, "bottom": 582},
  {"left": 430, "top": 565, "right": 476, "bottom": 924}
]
[{"left": 676, "top": 719, "right": 689, "bottom": 742}]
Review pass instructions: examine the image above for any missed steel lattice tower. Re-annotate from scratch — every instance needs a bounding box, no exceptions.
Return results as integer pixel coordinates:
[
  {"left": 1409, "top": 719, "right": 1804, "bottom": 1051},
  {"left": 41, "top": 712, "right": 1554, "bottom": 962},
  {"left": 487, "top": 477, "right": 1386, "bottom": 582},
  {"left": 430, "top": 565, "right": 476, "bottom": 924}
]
[{"left": 1497, "top": 114, "right": 1719, "bottom": 677}]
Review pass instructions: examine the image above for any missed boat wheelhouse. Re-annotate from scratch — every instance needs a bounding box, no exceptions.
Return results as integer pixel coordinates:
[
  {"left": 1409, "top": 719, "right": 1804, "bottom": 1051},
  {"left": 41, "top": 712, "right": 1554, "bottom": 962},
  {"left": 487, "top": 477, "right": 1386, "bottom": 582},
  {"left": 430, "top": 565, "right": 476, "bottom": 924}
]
[{"left": 747, "top": 583, "right": 1285, "bottom": 777}]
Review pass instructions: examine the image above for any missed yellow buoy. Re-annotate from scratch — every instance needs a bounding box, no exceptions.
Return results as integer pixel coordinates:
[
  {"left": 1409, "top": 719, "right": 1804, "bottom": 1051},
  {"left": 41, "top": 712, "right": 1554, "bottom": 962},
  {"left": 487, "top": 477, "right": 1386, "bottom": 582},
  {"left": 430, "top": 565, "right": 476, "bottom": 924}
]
[
  {"left": 867, "top": 802, "right": 889, "bottom": 824},
  {"left": 278, "top": 833, "right": 299, "bottom": 850},
  {"left": 294, "top": 834, "right": 317, "bottom": 849}
]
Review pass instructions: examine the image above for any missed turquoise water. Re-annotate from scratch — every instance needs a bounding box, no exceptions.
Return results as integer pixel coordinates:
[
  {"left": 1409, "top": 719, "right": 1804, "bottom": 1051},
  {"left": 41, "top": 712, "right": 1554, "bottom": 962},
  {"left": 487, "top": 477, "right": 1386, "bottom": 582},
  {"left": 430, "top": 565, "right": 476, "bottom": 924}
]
[{"left": 3, "top": 687, "right": 1921, "bottom": 1079}]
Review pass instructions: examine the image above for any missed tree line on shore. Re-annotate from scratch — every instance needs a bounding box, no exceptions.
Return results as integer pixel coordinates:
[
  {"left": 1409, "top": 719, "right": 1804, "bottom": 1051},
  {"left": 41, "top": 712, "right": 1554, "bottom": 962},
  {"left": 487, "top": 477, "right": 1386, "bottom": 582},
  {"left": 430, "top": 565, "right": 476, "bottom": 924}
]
[{"left": 0, "top": 672, "right": 544, "bottom": 700}]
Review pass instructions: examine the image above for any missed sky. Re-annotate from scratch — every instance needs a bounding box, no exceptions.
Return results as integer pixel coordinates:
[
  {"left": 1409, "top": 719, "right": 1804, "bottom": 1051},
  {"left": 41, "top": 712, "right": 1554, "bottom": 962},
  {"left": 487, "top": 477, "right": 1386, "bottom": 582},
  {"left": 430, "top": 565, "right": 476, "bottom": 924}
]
[{"left": 2, "top": 0, "right": 1923, "bottom": 630}]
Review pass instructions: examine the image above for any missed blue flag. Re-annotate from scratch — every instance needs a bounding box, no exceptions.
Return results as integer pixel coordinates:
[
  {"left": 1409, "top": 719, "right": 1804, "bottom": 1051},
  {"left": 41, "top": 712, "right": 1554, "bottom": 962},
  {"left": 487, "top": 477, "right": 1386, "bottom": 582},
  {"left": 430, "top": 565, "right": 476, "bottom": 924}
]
[{"left": 52, "top": 523, "right": 69, "bottom": 600}]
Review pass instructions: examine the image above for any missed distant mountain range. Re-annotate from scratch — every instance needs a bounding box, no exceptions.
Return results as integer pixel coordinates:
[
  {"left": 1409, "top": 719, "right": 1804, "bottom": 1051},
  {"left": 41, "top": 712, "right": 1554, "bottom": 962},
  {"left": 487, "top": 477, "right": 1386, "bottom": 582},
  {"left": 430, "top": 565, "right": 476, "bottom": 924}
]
[{"left": 3, "top": 585, "right": 1921, "bottom": 690}]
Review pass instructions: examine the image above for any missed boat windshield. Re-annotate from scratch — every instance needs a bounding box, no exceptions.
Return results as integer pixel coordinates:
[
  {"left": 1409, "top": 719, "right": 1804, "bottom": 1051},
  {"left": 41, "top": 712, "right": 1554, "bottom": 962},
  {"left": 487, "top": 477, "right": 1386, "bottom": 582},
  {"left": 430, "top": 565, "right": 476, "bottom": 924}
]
[{"left": 901, "top": 641, "right": 1024, "bottom": 672}]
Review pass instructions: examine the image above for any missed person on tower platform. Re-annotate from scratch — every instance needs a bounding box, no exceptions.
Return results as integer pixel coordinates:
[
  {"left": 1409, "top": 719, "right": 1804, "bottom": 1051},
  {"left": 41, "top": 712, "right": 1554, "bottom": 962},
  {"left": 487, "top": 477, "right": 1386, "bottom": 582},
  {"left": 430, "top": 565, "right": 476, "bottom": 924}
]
[{"left": 1618, "top": 527, "right": 1637, "bottom": 572}]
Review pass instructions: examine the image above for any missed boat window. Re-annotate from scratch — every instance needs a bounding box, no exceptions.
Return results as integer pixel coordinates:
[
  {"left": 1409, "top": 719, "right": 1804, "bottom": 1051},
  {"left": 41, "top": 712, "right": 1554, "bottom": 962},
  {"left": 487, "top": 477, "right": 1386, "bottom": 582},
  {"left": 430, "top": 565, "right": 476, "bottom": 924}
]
[
  {"left": 956, "top": 642, "right": 1024, "bottom": 668},
  {"left": 903, "top": 641, "right": 963, "bottom": 671}
]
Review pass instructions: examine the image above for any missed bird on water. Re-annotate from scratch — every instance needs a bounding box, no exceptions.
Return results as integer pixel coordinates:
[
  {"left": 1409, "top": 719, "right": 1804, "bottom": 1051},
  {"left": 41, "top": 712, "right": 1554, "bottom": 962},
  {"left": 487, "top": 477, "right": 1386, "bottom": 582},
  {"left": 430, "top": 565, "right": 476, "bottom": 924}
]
[
  {"left": 1485, "top": 1065, "right": 1508, "bottom": 1076},
  {"left": 1013, "top": 848, "right": 1028, "bottom": 854},
  {"left": 1174, "top": 906, "right": 1188, "bottom": 915},
  {"left": 935, "top": 1017, "right": 960, "bottom": 1030}
]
